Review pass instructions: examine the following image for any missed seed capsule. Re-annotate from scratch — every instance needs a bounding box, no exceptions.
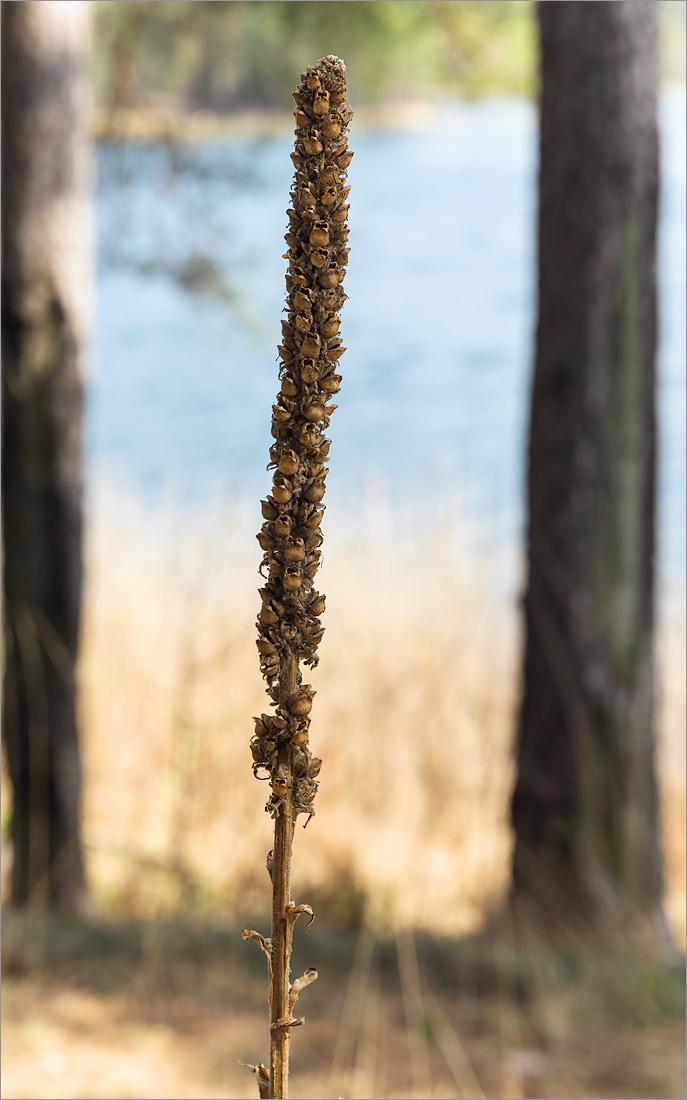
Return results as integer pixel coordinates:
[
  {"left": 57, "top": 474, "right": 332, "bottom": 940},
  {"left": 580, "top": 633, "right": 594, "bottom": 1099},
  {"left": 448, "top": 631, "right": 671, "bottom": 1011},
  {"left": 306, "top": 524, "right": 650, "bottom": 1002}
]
[
  {"left": 306, "top": 68, "right": 320, "bottom": 91},
  {"left": 292, "top": 289, "right": 313, "bottom": 312},
  {"left": 304, "top": 399, "right": 326, "bottom": 422},
  {"left": 301, "top": 359, "right": 319, "bottom": 383},
  {"left": 281, "top": 374, "right": 298, "bottom": 397},
  {"left": 299, "top": 423, "right": 319, "bottom": 448},
  {"left": 257, "top": 638, "right": 277, "bottom": 656},
  {"left": 309, "top": 248, "right": 329, "bottom": 269},
  {"left": 309, "top": 222, "right": 329, "bottom": 247},
  {"left": 321, "top": 316, "right": 340, "bottom": 338},
  {"left": 318, "top": 266, "right": 339, "bottom": 288},
  {"left": 329, "top": 82, "right": 346, "bottom": 104},
  {"left": 301, "top": 332, "right": 321, "bottom": 358},
  {"left": 284, "top": 536, "right": 306, "bottom": 562},
  {"left": 261, "top": 499, "right": 279, "bottom": 520},
  {"left": 294, "top": 109, "right": 309, "bottom": 129},
  {"left": 295, "top": 312, "right": 313, "bottom": 333},
  {"left": 274, "top": 514, "right": 292, "bottom": 538},
  {"left": 288, "top": 688, "right": 315, "bottom": 716},
  {"left": 280, "top": 621, "right": 297, "bottom": 641},
  {"left": 331, "top": 204, "right": 348, "bottom": 224},
  {"left": 320, "top": 373, "right": 341, "bottom": 393},
  {"left": 321, "top": 117, "right": 341, "bottom": 140},
  {"left": 278, "top": 448, "right": 299, "bottom": 476},
  {"left": 291, "top": 726, "right": 310, "bottom": 747},
  {"left": 309, "top": 593, "right": 326, "bottom": 616},
  {"left": 337, "top": 150, "right": 353, "bottom": 169},
  {"left": 273, "top": 403, "right": 291, "bottom": 423},
  {"left": 320, "top": 187, "right": 338, "bottom": 207},
  {"left": 303, "top": 131, "right": 323, "bottom": 155},
  {"left": 257, "top": 531, "right": 275, "bottom": 551},
  {"left": 304, "top": 507, "right": 324, "bottom": 529},
  {"left": 283, "top": 569, "right": 302, "bottom": 593},
  {"left": 260, "top": 604, "right": 279, "bottom": 625},
  {"left": 304, "top": 479, "right": 326, "bottom": 503},
  {"left": 297, "top": 187, "right": 316, "bottom": 210},
  {"left": 272, "top": 477, "right": 293, "bottom": 504},
  {"left": 328, "top": 345, "right": 346, "bottom": 360},
  {"left": 312, "top": 89, "right": 330, "bottom": 115}
]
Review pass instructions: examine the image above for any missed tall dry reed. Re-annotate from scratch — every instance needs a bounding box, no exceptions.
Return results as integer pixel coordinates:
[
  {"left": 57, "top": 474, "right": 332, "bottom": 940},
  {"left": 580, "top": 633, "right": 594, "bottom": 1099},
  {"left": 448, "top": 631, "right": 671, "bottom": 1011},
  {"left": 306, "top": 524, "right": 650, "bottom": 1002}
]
[{"left": 243, "top": 55, "right": 352, "bottom": 1099}]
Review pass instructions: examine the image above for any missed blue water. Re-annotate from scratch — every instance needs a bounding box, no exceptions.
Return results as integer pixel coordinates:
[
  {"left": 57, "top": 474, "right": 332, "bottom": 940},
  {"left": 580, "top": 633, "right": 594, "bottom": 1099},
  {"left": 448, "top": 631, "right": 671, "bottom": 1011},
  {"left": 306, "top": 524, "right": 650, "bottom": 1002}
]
[{"left": 90, "top": 93, "right": 686, "bottom": 586}]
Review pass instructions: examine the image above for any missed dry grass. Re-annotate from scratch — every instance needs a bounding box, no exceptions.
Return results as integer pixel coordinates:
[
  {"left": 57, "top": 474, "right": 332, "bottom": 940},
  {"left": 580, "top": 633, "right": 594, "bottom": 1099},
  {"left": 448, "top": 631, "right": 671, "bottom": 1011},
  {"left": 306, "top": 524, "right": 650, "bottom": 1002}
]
[
  {"left": 2, "top": 496, "right": 685, "bottom": 1100},
  {"left": 69, "top": 496, "right": 684, "bottom": 940},
  {"left": 76, "top": 497, "right": 518, "bottom": 934}
]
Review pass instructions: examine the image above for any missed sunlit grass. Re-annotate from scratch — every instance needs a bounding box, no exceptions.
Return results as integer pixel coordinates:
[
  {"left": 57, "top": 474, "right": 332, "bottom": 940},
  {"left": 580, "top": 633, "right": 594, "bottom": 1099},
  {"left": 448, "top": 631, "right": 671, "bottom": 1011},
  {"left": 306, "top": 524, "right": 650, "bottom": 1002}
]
[{"left": 74, "top": 495, "right": 685, "bottom": 944}]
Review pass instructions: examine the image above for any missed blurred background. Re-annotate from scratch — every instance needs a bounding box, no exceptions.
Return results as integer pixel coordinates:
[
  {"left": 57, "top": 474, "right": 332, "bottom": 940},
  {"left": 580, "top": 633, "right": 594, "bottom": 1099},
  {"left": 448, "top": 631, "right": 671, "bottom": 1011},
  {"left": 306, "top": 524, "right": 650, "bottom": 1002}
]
[{"left": 2, "top": 3, "right": 685, "bottom": 1099}]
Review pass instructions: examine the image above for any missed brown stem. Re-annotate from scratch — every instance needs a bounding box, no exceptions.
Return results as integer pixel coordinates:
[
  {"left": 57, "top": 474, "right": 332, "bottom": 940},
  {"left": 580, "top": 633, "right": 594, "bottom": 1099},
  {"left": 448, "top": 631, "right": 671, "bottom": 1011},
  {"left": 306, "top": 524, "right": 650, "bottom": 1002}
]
[{"left": 270, "top": 654, "right": 297, "bottom": 1098}]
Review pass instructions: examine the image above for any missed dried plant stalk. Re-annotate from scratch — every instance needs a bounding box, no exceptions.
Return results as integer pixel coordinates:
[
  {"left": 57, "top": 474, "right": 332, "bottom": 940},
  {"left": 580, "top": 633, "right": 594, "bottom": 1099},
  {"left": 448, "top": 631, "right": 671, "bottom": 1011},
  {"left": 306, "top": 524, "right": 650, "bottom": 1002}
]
[{"left": 243, "top": 55, "right": 352, "bottom": 1100}]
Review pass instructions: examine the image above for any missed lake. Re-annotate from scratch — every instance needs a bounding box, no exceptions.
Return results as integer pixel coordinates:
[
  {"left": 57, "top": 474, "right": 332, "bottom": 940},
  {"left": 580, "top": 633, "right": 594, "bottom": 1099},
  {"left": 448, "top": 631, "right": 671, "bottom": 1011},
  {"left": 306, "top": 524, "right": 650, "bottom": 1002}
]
[{"left": 91, "top": 92, "right": 686, "bottom": 589}]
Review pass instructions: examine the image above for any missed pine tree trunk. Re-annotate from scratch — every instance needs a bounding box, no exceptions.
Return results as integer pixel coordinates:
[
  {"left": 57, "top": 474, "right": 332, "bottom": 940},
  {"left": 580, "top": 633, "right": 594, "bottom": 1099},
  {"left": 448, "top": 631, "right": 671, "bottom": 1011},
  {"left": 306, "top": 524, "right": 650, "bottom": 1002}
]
[
  {"left": 510, "top": 1, "right": 665, "bottom": 937},
  {"left": 1, "top": 0, "right": 92, "bottom": 912}
]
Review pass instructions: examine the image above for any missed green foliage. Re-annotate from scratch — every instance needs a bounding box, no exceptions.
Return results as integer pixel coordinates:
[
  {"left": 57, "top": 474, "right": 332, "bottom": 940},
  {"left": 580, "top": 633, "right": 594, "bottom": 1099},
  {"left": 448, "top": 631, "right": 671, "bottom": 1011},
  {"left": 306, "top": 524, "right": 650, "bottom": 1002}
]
[{"left": 93, "top": 0, "right": 537, "bottom": 111}]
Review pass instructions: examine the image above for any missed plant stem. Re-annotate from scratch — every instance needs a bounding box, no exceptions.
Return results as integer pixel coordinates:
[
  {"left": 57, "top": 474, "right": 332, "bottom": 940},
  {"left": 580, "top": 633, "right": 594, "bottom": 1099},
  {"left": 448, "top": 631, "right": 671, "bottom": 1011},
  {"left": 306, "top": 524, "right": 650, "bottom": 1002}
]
[
  {"left": 270, "top": 655, "right": 297, "bottom": 1099},
  {"left": 244, "top": 54, "right": 351, "bottom": 1100}
]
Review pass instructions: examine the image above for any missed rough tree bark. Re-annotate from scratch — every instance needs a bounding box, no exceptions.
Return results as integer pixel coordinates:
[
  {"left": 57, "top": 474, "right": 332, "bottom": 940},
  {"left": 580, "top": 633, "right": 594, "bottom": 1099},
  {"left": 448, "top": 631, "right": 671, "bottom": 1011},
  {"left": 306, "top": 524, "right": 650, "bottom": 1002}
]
[
  {"left": 510, "top": 1, "right": 665, "bottom": 937},
  {"left": 2, "top": 0, "right": 92, "bottom": 912}
]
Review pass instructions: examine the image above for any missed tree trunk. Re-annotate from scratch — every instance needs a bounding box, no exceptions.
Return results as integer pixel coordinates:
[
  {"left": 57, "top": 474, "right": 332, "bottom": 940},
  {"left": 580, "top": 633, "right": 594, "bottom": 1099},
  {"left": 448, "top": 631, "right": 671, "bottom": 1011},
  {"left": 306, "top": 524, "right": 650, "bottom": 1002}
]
[
  {"left": 510, "top": 1, "right": 664, "bottom": 937},
  {"left": 2, "top": 0, "right": 92, "bottom": 912}
]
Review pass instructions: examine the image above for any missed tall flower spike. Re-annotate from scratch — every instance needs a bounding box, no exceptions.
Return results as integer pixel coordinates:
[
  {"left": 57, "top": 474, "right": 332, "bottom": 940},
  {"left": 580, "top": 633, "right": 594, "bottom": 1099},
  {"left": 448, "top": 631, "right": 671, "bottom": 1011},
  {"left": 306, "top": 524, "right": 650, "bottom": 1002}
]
[{"left": 245, "top": 56, "right": 352, "bottom": 1100}]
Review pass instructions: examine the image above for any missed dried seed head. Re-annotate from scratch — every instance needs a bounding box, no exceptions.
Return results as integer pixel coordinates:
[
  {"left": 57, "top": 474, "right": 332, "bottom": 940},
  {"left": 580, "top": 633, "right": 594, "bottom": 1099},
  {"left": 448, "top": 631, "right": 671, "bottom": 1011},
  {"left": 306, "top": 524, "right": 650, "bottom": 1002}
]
[
  {"left": 312, "top": 89, "right": 330, "bottom": 115},
  {"left": 309, "top": 222, "right": 329, "bottom": 247},
  {"left": 320, "top": 373, "right": 341, "bottom": 393},
  {"left": 288, "top": 688, "right": 315, "bottom": 716},
  {"left": 281, "top": 374, "right": 298, "bottom": 397},
  {"left": 320, "top": 116, "right": 342, "bottom": 140},
  {"left": 309, "top": 593, "right": 326, "bottom": 616},
  {"left": 301, "top": 332, "right": 321, "bottom": 357},
  {"left": 304, "top": 479, "right": 326, "bottom": 503},
  {"left": 284, "top": 536, "right": 306, "bottom": 562},
  {"left": 304, "top": 507, "right": 325, "bottom": 529},
  {"left": 299, "top": 423, "right": 319, "bottom": 448},
  {"left": 303, "top": 131, "right": 323, "bottom": 156},
  {"left": 272, "top": 477, "right": 293, "bottom": 504},
  {"left": 304, "top": 399, "right": 326, "bottom": 422},
  {"left": 292, "top": 289, "right": 313, "bottom": 311},
  {"left": 255, "top": 56, "right": 351, "bottom": 824},
  {"left": 278, "top": 448, "right": 299, "bottom": 476},
  {"left": 283, "top": 569, "right": 302, "bottom": 593},
  {"left": 318, "top": 266, "right": 340, "bottom": 288},
  {"left": 273, "top": 514, "right": 292, "bottom": 538},
  {"left": 309, "top": 248, "right": 329, "bottom": 269},
  {"left": 291, "top": 725, "right": 310, "bottom": 746},
  {"left": 301, "top": 360, "right": 319, "bottom": 383}
]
